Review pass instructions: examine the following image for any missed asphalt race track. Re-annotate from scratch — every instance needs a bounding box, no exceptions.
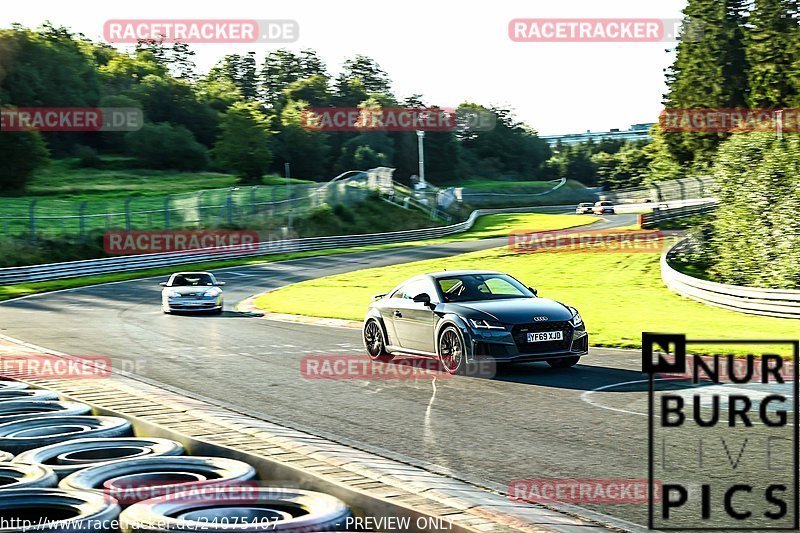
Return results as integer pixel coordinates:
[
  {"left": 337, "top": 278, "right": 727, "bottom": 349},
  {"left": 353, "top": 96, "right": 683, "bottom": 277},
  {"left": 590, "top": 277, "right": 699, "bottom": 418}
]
[{"left": 2, "top": 213, "right": 783, "bottom": 528}]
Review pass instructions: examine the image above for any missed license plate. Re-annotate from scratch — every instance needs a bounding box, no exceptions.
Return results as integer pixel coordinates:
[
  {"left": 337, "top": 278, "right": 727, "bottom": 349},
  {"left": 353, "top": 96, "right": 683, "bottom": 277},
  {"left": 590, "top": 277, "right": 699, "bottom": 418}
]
[{"left": 527, "top": 331, "right": 563, "bottom": 343}]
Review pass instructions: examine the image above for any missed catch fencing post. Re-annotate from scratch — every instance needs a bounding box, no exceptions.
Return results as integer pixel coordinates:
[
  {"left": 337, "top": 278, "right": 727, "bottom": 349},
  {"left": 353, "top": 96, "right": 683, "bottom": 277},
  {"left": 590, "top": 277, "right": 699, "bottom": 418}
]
[
  {"left": 79, "top": 201, "right": 88, "bottom": 238},
  {"left": 29, "top": 199, "right": 37, "bottom": 241},
  {"left": 196, "top": 191, "right": 205, "bottom": 227},
  {"left": 285, "top": 163, "right": 292, "bottom": 228},
  {"left": 124, "top": 197, "right": 133, "bottom": 231},
  {"left": 164, "top": 195, "right": 172, "bottom": 230},
  {"left": 226, "top": 189, "right": 234, "bottom": 226}
]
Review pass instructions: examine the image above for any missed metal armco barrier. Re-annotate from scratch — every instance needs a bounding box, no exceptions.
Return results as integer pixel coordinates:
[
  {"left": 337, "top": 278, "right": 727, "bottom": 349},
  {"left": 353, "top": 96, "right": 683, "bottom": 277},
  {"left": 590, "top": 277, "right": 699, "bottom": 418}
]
[
  {"left": 662, "top": 238, "right": 800, "bottom": 319},
  {"left": 0, "top": 206, "right": 570, "bottom": 286},
  {"left": 639, "top": 200, "right": 718, "bottom": 228}
]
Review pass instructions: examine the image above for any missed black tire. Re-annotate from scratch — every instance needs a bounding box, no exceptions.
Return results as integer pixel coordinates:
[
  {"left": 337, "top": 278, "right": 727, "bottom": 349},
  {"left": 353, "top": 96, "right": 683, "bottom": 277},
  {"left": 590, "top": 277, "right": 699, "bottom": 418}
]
[
  {"left": 0, "top": 462, "right": 58, "bottom": 490},
  {"left": 0, "top": 416, "right": 132, "bottom": 455},
  {"left": 14, "top": 437, "right": 185, "bottom": 479},
  {"left": 363, "top": 319, "right": 393, "bottom": 362},
  {"left": 547, "top": 356, "right": 581, "bottom": 369},
  {"left": 0, "top": 381, "right": 28, "bottom": 392},
  {"left": 0, "top": 488, "right": 120, "bottom": 529},
  {"left": 120, "top": 487, "right": 351, "bottom": 533},
  {"left": 438, "top": 325, "right": 467, "bottom": 375},
  {"left": 0, "top": 389, "right": 60, "bottom": 402},
  {"left": 60, "top": 456, "right": 257, "bottom": 506},
  {"left": 0, "top": 400, "right": 91, "bottom": 424},
  {"left": 212, "top": 307, "right": 223, "bottom": 315}
]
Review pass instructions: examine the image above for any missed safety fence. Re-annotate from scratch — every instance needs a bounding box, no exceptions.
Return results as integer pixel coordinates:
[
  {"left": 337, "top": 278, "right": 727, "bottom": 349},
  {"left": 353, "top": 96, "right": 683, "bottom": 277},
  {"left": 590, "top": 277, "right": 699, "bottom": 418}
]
[
  {"left": 639, "top": 199, "right": 718, "bottom": 228},
  {"left": 613, "top": 176, "right": 715, "bottom": 203}
]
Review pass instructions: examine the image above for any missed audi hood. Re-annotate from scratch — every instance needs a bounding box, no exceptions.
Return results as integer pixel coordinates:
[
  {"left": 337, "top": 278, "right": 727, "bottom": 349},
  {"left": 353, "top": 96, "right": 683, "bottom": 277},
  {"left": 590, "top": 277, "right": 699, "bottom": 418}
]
[{"left": 446, "top": 298, "right": 574, "bottom": 324}]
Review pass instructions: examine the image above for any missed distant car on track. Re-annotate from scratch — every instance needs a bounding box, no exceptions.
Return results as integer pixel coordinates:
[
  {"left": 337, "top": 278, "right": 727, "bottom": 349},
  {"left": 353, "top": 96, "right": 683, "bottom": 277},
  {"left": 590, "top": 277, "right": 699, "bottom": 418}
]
[
  {"left": 160, "top": 272, "right": 225, "bottom": 314},
  {"left": 593, "top": 200, "right": 615, "bottom": 214},
  {"left": 575, "top": 202, "right": 594, "bottom": 214},
  {"left": 363, "top": 270, "right": 588, "bottom": 374}
]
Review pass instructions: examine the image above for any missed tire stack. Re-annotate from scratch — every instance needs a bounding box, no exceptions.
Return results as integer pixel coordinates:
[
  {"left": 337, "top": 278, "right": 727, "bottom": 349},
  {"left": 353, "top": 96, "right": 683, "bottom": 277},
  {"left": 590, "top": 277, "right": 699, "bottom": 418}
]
[{"left": 0, "top": 381, "right": 354, "bottom": 532}]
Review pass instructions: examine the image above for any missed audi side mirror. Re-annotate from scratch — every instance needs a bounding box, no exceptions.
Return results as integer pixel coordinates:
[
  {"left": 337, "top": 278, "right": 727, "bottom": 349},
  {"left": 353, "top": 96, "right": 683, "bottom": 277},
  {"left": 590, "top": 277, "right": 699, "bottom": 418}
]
[
  {"left": 216, "top": 281, "right": 226, "bottom": 286},
  {"left": 159, "top": 282, "right": 167, "bottom": 287},
  {"left": 413, "top": 293, "right": 433, "bottom": 307},
  {"left": 528, "top": 287, "right": 538, "bottom": 296}
]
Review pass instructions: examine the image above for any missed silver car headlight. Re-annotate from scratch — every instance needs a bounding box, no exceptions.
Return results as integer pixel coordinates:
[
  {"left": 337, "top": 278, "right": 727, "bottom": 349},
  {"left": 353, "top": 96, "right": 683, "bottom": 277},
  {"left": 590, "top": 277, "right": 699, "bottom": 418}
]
[
  {"left": 468, "top": 318, "right": 506, "bottom": 330},
  {"left": 203, "top": 288, "right": 222, "bottom": 297},
  {"left": 166, "top": 290, "right": 180, "bottom": 298}
]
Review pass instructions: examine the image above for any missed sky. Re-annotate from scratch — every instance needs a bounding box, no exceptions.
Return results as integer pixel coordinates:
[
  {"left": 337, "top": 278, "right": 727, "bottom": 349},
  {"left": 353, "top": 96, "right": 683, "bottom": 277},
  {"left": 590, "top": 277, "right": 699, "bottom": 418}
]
[{"left": 1, "top": 0, "right": 688, "bottom": 135}]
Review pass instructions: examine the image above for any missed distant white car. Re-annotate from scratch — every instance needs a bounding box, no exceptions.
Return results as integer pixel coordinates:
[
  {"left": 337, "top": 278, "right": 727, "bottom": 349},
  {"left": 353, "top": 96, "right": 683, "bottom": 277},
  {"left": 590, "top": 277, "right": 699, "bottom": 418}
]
[
  {"left": 593, "top": 201, "right": 615, "bottom": 215},
  {"left": 575, "top": 203, "right": 594, "bottom": 214},
  {"left": 160, "top": 272, "right": 225, "bottom": 314}
]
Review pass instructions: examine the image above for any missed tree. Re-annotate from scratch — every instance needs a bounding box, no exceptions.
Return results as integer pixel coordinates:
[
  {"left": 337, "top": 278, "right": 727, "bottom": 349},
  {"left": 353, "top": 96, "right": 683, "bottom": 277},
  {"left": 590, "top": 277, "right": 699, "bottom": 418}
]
[
  {"left": 0, "top": 129, "right": 49, "bottom": 191},
  {"left": 213, "top": 102, "right": 273, "bottom": 183},
  {"left": 662, "top": 0, "right": 749, "bottom": 166},
  {"left": 709, "top": 133, "right": 800, "bottom": 288},
  {"left": 125, "top": 75, "right": 219, "bottom": 146},
  {"left": 274, "top": 100, "right": 330, "bottom": 180},
  {"left": 262, "top": 49, "right": 327, "bottom": 109},
  {"left": 208, "top": 53, "right": 259, "bottom": 101},
  {"left": 335, "top": 55, "right": 392, "bottom": 104},
  {"left": 746, "top": 0, "right": 799, "bottom": 108},
  {"left": 125, "top": 122, "right": 209, "bottom": 171}
]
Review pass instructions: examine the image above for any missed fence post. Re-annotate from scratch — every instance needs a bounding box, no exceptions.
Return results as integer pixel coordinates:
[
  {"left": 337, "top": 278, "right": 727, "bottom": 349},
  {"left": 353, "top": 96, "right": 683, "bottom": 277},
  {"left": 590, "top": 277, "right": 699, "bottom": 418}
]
[
  {"left": 29, "top": 199, "right": 37, "bottom": 241},
  {"left": 226, "top": 189, "right": 234, "bottom": 226},
  {"left": 124, "top": 197, "right": 133, "bottom": 231},
  {"left": 164, "top": 195, "right": 172, "bottom": 230},
  {"left": 79, "top": 201, "right": 88, "bottom": 239},
  {"left": 250, "top": 187, "right": 258, "bottom": 216},
  {"left": 695, "top": 176, "right": 705, "bottom": 198},
  {"left": 285, "top": 163, "right": 292, "bottom": 228},
  {"left": 196, "top": 190, "right": 206, "bottom": 227}
]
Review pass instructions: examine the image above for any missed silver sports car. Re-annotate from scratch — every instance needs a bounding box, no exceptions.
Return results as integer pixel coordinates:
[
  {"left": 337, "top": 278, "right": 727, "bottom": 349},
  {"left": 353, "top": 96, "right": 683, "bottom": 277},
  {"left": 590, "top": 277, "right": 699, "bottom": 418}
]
[{"left": 160, "top": 272, "right": 225, "bottom": 314}]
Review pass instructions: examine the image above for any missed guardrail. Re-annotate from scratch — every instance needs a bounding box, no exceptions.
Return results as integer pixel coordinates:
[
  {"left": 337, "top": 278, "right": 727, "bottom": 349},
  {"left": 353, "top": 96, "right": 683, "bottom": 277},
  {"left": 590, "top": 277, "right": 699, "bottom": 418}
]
[
  {"left": 0, "top": 205, "right": 569, "bottom": 286},
  {"left": 662, "top": 238, "right": 800, "bottom": 319},
  {"left": 640, "top": 199, "right": 718, "bottom": 228}
]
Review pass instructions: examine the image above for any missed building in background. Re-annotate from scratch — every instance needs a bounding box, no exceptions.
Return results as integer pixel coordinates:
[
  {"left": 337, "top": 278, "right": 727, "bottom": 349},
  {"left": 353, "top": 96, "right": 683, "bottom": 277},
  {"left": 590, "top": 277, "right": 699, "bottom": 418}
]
[{"left": 540, "top": 123, "right": 654, "bottom": 146}]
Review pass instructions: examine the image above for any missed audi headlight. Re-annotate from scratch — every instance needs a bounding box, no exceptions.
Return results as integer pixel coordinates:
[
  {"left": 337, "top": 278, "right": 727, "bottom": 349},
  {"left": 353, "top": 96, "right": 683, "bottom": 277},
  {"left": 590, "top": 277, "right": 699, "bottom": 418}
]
[
  {"left": 570, "top": 311, "right": 584, "bottom": 328},
  {"left": 166, "top": 290, "right": 180, "bottom": 298},
  {"left": 469, "top": 318, "right": 506, "bottom": 330},
  {"left": 204, "top": 288, "right": 222, "bottom": 297}
]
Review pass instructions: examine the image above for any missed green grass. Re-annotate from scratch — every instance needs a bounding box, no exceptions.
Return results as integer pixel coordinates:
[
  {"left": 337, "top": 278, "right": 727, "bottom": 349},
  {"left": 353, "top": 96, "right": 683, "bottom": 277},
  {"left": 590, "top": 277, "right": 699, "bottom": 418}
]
[{"left": 253, "top": 244, "right": 800, "bottom": 356}]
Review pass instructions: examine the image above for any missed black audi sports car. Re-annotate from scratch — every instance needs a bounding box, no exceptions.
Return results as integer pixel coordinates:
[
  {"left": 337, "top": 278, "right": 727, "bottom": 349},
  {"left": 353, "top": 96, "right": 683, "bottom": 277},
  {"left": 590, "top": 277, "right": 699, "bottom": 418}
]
[{"left": 362, "top": 270, "right": 588, "bottom": 374}]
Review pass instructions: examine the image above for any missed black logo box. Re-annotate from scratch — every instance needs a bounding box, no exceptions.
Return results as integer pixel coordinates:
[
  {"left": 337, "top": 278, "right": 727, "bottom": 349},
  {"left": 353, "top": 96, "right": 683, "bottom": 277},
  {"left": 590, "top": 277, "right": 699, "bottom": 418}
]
[{"left": 643, "top": 333, "right": 799, "bottom": 531}]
